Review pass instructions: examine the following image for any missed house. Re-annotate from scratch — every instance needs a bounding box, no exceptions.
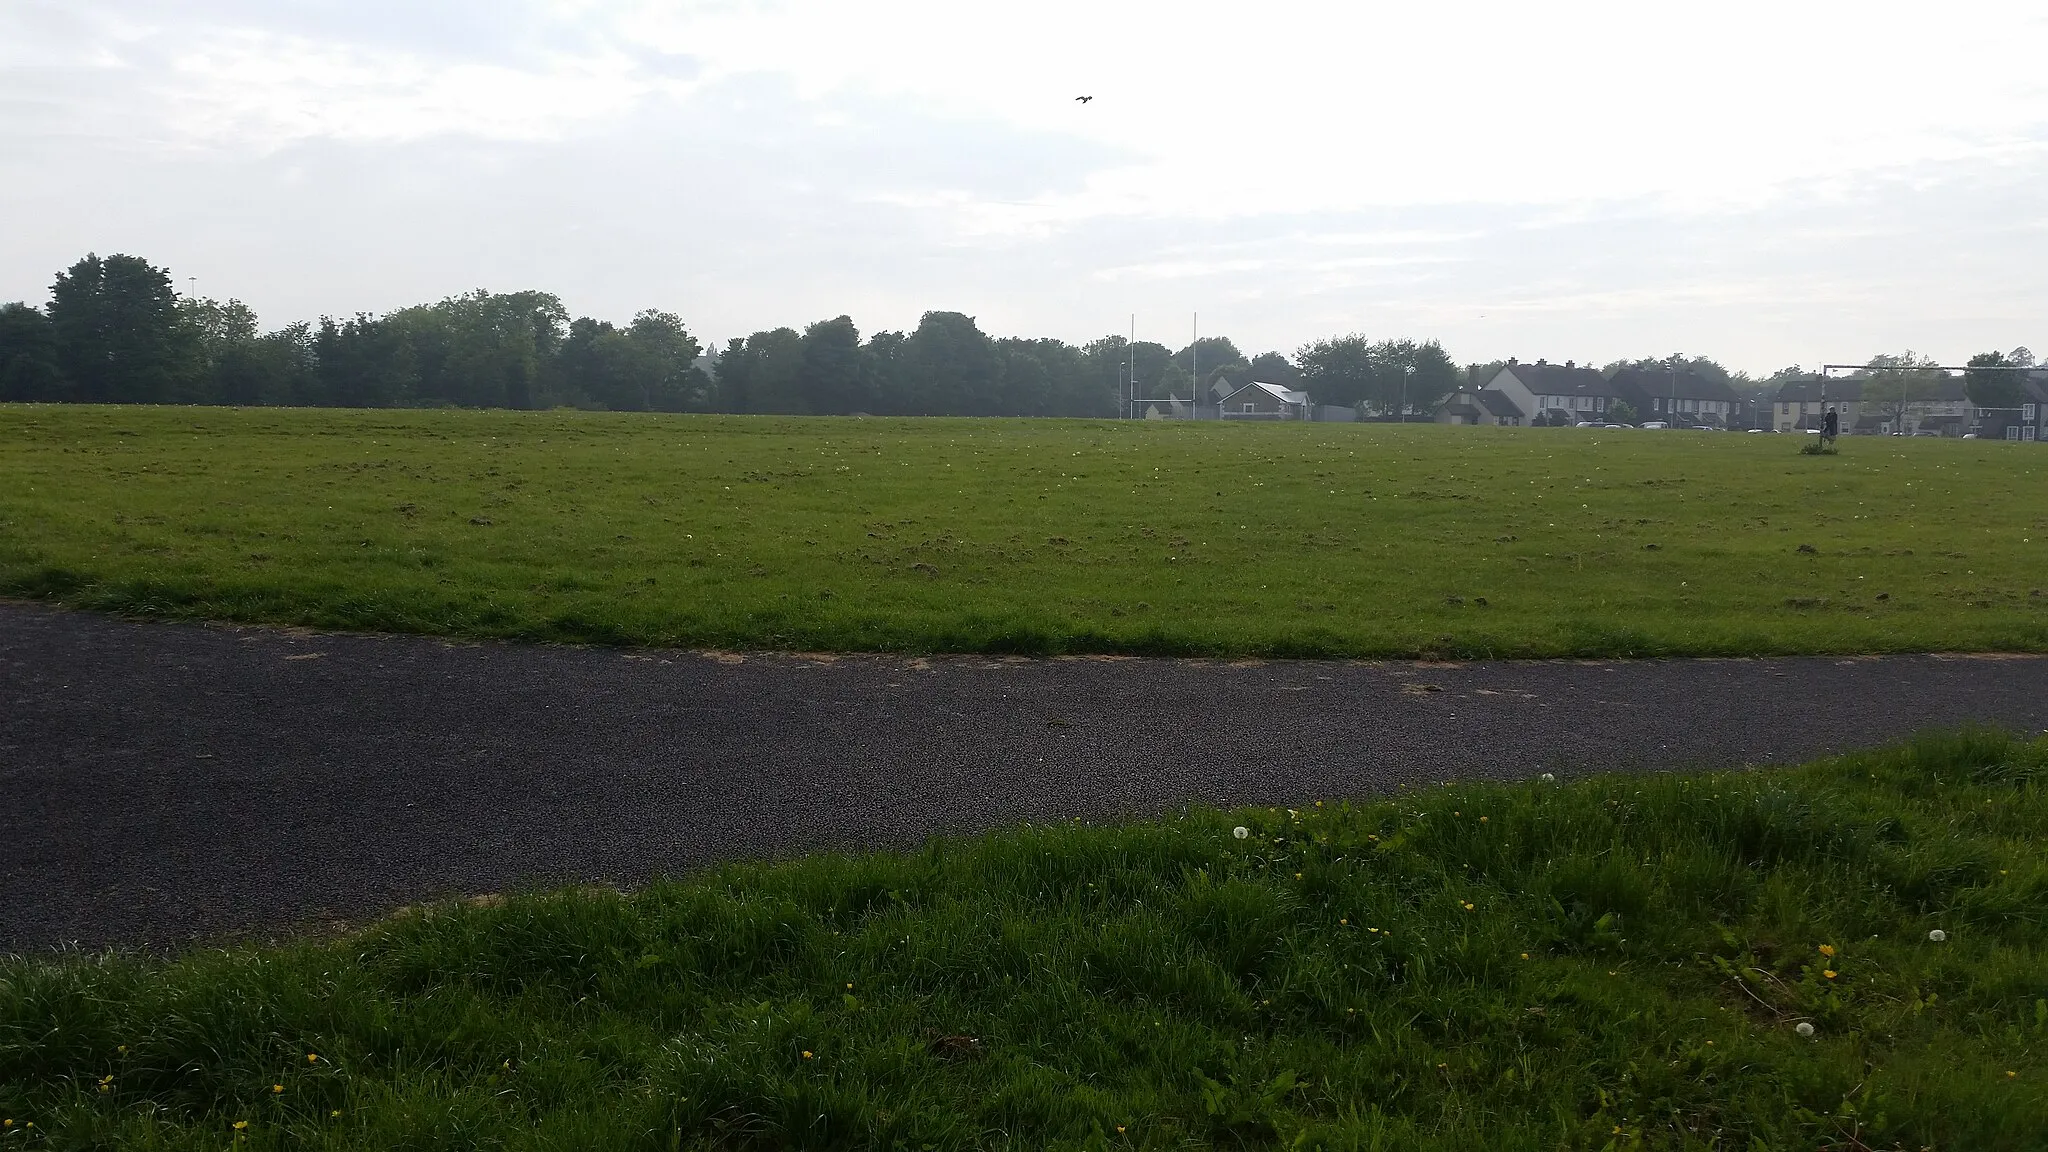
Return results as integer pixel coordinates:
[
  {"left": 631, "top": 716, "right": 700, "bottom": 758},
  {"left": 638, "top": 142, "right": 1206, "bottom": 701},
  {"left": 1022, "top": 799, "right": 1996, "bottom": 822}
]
[
  {"left": 1485, "top": 359, "right": 1625, "bottom": 424},
  {"left": 1218, "top": 380, "right": 1309, "bottom": 420},
  {"left": 1884, "top": 377, "right": 1966, "bottom": 434},
  {"left": 1771, "top": 378, "right": 1865, "bottom": 433},
  {"left": 1967, "top": 371, "right": 2046, "bottom": 439},
  {"left": 1610, "top": 368, "right": 1743, "bottom": 428},
  {"left": 1435, "top": 387, "right": 1525, "bottom": 426}
]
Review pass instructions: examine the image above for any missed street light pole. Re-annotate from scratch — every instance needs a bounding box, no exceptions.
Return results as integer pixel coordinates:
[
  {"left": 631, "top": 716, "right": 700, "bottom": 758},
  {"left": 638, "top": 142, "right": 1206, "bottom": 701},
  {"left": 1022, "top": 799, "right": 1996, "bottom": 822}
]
[{"left": 1401, "top": 365, "right": 1414, "bottom": 423}]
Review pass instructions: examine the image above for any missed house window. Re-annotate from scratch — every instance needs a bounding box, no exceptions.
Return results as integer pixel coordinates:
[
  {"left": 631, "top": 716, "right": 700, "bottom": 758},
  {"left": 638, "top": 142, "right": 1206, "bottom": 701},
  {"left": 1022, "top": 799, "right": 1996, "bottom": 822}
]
[
  {"left": 2025, "top": 403, "right": 2037, "bottom": 420},
  {"left": 2026, "top": 427, "right": 2037, "bottom": 441},
  {"left": 1595, "top": 396, "right": 1607, "bottom": 413},
  {"left": 1243, "top": 402, "right": 1255, "bottom": 414},
  {"left": 2007, "top": 427, "right": 2021, "bottom": 441}
]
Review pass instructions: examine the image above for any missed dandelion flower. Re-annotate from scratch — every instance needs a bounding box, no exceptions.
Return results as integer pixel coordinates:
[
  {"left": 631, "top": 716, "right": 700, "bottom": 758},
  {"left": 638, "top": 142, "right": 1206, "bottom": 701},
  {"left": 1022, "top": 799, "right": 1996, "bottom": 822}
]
[
  {"left": 1340, "top": 918, "right": 1348, "bottom": 925},
  {"left": 1823, "top": 970, "right": 1837, "bottom": 980},
  {"left": 1540, "top": 773, "right": 1555, "bottom": 783},
  {"left": 1818, "top": 944, "right": 1835, "bottom": 957},
  {"left": 1521, "top": 953, "right": 1530, "bottom": 960},
  {"left": 1117, "top": 1126, "right": 1126, "bottom": 1133},
  {"left": 1462, "top": 902, "right": 1475, "bottom": 911},
  {"left": 1232, "top": 826, "right": 1249, "bottom": 840},
  {"left": 272, "top": 1084, "right": 284, "bottom": 1094},
  {"left": 116, "top": 1045, "right": 128, "bottom": 1055},
  {"left": 801, "top": 1050, "right": 814, "bottom": 1059},
  {"left": 1928, "top": 929, "right": 1947, "bottom": 942},
  {"left": 1795, "top": 1022, "right": 1815, "bottom": 1038},
  {"left": 233, "top": 1121, "right": 250, "bottom": 1131},
  {"left": 330, "top": 1111, "right": 342, "bottom": 1118},
  {"left": 307, "top": 1053, "right": 320, "bottom": 1063},
  {"left": 1479, "top": 816, "right": 1488, "bottom": 822},
  {"left": 1295, "top": 872, "right": 1303, "bottom": 879},
  {"left": 2009, "top": 1071, "right": 2018, "bottom": 1079}
]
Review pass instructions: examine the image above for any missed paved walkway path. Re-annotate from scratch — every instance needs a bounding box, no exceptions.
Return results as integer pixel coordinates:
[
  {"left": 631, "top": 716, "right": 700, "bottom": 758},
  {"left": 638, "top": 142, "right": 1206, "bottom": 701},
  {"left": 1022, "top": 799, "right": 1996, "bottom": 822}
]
[{"left": 6, "top": 601, "right": 2047, "bottom": 953}]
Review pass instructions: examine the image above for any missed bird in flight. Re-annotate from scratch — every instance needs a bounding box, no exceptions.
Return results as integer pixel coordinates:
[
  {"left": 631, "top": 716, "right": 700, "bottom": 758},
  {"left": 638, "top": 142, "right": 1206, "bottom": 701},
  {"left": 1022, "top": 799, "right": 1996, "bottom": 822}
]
[{"left": 1075, "top": 95, "right": 1093, "bottom": 103}]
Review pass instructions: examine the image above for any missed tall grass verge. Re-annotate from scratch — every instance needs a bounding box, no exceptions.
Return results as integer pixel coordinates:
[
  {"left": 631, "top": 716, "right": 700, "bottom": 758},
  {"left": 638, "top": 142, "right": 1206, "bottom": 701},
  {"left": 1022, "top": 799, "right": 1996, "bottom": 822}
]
[{"left": 4, "top": 731, "right": 2047, "bottom": 1149}]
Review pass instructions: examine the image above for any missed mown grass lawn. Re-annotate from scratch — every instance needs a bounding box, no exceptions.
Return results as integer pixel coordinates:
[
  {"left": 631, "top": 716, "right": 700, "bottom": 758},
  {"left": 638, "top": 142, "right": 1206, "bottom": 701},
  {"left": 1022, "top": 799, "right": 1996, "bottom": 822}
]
[
  {"left": 3, "top": 731, "right": 2045, "bottom": 1149},
  {"left": 3, "top": 404, "right": 2047, "bottom": 657}
]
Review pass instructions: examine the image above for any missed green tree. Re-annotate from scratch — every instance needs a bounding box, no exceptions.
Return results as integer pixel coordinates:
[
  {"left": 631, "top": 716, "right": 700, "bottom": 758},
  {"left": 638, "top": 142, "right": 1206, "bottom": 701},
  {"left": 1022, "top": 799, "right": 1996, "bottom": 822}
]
[
  {"left": 47, "top": 253, "right": 201, "bottom": 404},
  {"left": 902, "top": 312, "right": 1000, "bottom": 415},
  {"left": 0, "top": 303, "right": 67, "bottom": 401},
  {"left": 314, "top": 315, "right": 416, "bottom": 408},
  {"left": 1608, "top": 400, "right": 1638, "bottom": 424},
  {"left": 798, "top": 316, "right": 866, "bottom": 414},
  {"left": 1964, "top": 349, "right": 2031, "bottom": 409},
  {"left": 1247, "top": 351, "right": 1299, "bottom": 385},
  {"left": 1855, "top": 351, "right": 1948, "bottom": 426}
]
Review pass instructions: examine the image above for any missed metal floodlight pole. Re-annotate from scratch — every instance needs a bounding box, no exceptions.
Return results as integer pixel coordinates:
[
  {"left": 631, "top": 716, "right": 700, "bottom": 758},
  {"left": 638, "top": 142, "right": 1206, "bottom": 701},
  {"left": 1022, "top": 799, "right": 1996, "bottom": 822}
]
[
  {"left": 1128, "top": 314, "right": 1136, "bottom": 419},
  {"left": 1401, "top": 365, "right": 1414, "bottom": 424}
]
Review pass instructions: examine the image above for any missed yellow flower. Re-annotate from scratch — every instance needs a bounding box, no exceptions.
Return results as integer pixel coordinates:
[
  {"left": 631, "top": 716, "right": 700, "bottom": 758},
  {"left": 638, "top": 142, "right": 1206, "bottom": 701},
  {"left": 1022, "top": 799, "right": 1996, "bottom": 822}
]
[
  {"left": 330, "top": 1110, "right": 342, "bottom": 1118},
  {"left": 2008, "top": 1071, "right": 2018, "bottom": 1079},
  {"left": 272, "top": 1084, "right": 284, "bottom": 1094},
  {"left": 801, "top": 1050, "right": 814, "bottom": 1059},
  {"left": 233, "top": 1121, "right": 249, "bottom": 1131},
  {"left": 307, "top": 1053, "right": 320, "bottom": 1063},
  {"left": 1521, "top": 953, "right": 1530, "bottom": 960},
  {"left": 1339, "top": 918, "right": 1348, "bottom": 925},
  {"left": 1818, "top": 944, "right": 1836, "bottom": 957},
  {"left": 1462, "top": 902, "right": 1475, "bottom": 911},
  {"left": 1479, "top": 816, "right": 1488, "bottom": 823},
  {"left": 117, "top": 1045, "right": 128, "bottom": 1055},
  {"left": 1116, "top": 1125, "right": 1127, "bottom": 1133}
]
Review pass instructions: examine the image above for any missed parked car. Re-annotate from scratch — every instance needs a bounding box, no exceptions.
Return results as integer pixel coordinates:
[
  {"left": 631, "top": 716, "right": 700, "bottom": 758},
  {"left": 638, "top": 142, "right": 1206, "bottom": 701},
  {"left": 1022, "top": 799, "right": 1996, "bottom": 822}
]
[
  {"left": 1746, "top": 428, "right": 1764, "bottom": 433},
  {"left": 1574, "top": 421, "right": 1599, "bottom": 428},
  {"left": 1640, "top": 421, "right": 1670, "bottom": 429}
]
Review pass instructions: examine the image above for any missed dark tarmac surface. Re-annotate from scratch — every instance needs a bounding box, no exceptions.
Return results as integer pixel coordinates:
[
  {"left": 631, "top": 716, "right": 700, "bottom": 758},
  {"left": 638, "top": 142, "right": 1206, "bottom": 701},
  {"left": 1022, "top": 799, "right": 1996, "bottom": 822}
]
[{"left": 6, "top": 600, "right": 2048, "bottom": 954}]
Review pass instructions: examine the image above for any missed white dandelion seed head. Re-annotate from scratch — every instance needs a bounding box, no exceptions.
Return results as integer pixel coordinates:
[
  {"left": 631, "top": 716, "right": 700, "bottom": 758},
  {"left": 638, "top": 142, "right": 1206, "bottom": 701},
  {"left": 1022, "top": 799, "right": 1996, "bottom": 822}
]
[
  {"left": 1795, "top": 1022, "right": 1815, "bottom": 1038},
  {"left": 1540, "top": 773, "right": 1556, "bottom": 783},
  {"left": 1232, "top": 826, "right": 1249, "bottom": 840},
  {"left": 1928, "top": 929, "right": 1947, "bottom": 942}
]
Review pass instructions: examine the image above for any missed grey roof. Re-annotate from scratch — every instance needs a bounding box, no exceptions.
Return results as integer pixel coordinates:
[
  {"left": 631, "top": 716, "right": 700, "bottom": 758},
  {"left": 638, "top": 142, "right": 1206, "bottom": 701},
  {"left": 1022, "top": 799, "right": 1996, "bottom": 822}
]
[
  {"left": 1476, "top": 389, "right": 1524, "bottom": 417},
  {"left": 1610, "top": 367, "right": 1741, "bottom": 405},
  {"left": 1220, "top": 380, "right": 1307, "bottom": 406},
  {"left": 1774, "top": 378, "right": 1864, "bottom": 403},
  {"left": 1498, "top": 361, "right": 1616, "bottom": 397}
]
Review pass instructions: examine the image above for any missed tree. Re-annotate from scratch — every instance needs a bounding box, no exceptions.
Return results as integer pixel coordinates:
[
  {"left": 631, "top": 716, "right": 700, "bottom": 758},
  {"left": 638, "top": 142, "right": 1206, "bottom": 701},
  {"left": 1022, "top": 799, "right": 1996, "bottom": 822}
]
[
  {"left": 1855, "top": 351, "right": 1948, "bottom": 425},
  {"left": 901, "top": 312, "right": 1000, "bottom": 415},
  {"left": 313, "top": 314, "right": 415, "bottom": 408},
  {"left": 47, "top": 253, "right": 201, "bottom": 404},
  {"left": 798, "top": 316, "right": 866, "bottom": 414},
  {"left": 1964, "top": 349, "right": 2031, "bottom": 409},
  {"left": 1295, "top": 335, "right": 1376, "bottom": 408},
  {"left": 1608, "top": 400, "right": 1638, "bottom": 424},
  {"left": 0, "top": 303, "right": 67, "bottom": 401},
  {"left": 1247, "top": 351, "right": 1299, "bottom": 385}
]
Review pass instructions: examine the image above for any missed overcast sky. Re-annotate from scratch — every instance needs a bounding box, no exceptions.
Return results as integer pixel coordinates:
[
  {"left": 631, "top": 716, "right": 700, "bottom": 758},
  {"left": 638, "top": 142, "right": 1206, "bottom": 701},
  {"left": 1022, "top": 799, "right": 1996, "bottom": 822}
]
[{"left": 4, "top": 1, "right": 2045, "bottom": 374}]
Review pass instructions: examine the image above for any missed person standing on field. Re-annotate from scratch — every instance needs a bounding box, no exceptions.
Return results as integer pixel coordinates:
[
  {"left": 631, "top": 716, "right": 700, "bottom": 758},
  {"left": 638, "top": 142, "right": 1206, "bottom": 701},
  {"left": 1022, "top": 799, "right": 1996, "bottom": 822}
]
[{"left": 1823, "top": 406, "right": 1839, "bottom": 447}]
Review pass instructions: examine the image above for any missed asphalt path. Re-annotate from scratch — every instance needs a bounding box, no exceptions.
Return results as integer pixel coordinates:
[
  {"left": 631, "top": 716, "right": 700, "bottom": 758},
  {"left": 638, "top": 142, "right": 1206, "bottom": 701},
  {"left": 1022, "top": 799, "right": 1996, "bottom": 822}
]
[{"left": 6, "top": 600, "right": 2048, "bottom": 954}]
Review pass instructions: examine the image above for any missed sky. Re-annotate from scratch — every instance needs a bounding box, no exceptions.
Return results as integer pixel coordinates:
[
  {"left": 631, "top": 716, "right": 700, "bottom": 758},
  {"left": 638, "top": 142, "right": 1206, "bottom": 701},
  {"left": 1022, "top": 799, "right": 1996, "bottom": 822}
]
[{"left": 4, "top": 0, "right": 2046, "bottom": 375}]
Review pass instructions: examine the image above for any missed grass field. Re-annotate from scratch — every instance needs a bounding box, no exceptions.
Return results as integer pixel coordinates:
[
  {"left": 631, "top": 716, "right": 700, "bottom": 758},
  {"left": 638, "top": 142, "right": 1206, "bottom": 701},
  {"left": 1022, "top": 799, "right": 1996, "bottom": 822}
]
[
  {"left": 3, "top": 731, "right": 2044, "bottom": 1149},
  {"left": 3, "top": 404, "right": 2047, "bottom": 657}
]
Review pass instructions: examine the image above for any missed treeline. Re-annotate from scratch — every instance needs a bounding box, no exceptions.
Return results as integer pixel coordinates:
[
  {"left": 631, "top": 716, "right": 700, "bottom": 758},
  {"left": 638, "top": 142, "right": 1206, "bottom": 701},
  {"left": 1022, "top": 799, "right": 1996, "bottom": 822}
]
[{"left": 0, "top": 252, "right": 1483, "bottom": 417}]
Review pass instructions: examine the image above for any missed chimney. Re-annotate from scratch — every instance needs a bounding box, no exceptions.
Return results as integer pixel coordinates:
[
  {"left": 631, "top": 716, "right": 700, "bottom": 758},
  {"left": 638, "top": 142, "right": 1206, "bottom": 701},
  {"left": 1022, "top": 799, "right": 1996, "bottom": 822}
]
[
  {"left": 1565, "top": 359, "right": 1575, "bottom": 369},
  {"left": 1536, "top": 358, "right": 1547, "bottom": 367}
]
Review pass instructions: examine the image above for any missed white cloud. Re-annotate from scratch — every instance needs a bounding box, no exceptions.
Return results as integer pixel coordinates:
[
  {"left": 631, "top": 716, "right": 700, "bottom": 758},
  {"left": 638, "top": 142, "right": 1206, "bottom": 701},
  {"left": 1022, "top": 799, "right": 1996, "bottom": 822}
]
[{"left": 3, "top": 0, "right": 2047, "bottom": 372}]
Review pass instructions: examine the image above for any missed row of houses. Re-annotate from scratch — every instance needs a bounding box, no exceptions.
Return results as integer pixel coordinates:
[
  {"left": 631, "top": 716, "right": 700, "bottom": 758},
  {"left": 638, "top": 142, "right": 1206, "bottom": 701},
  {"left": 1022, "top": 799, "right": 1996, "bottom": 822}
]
[
  {"left": 1438, "top": 359, "right": 2048, "bottom": 441},
  {"left": 1436, "top": 360, "right": 1746, "bottom": 429},
  {"left": 1144, "top": 360, "right": 2048, "bottom": 442},
  {"left": 1768, "top": 376, "right": 2048, "bottom": 440}
]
